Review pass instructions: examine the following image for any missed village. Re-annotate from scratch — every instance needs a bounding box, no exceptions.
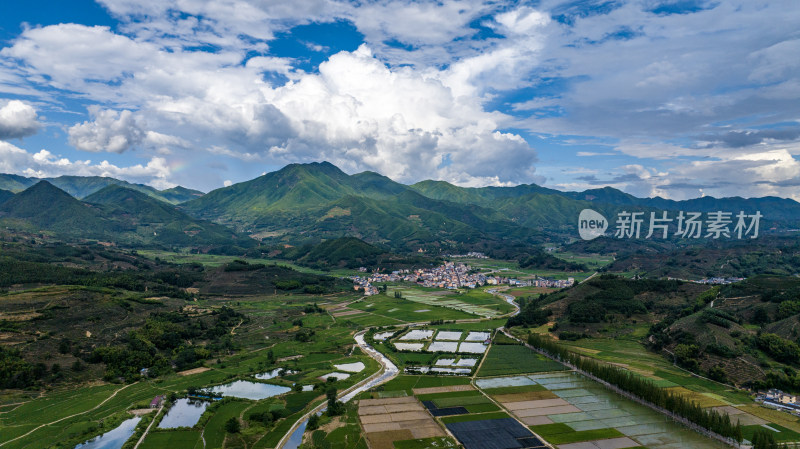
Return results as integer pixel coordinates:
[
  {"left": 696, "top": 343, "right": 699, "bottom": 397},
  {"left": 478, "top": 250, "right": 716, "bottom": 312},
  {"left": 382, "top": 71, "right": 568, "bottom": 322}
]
[
  {"left": 351, "top": 261, "right": 575, "bottom": 296},
  {"left": 757, "top": 389, "right": 800, "bottom": 416}
]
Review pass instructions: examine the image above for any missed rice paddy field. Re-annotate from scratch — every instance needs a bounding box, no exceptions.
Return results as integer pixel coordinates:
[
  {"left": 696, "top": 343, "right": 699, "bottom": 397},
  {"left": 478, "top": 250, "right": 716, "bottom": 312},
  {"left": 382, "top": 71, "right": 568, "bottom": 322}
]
[
  {"left": 364, "top": 370, "right": 733, "bottom": 449},
  {"left": 555, "top": 336, "right": 753, "bottom": 405},
  {"left": 485, "top": 373, "right": 732, "bottom": 449}
]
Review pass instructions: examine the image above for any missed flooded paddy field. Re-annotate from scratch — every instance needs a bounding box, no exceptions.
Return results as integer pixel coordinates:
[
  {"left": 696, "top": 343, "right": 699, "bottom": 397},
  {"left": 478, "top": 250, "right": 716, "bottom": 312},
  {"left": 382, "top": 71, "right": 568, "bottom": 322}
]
[{"left": 480, "top": 372, "right": 730, "bottom": 449}]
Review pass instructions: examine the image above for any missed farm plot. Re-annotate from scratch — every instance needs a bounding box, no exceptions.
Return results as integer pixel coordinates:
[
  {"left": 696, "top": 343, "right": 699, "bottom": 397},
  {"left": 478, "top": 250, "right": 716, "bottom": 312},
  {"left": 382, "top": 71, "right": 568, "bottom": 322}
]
[
  {"left": 391, "top": 288, "right": 507, "bottom": 318},
  {"left": 477, "top": 345, "right": 567, "bottom": 377},
  {"left": 401, "top": 330, "right": 436, "bottom": 340},
  {"left": 435, "top": 331, "right": 463, "bottom": 341},
  {"left": 358, "top": 397, "right": 447, "bottom": 449},
  {"left": 349, "top": 297, "right": 477, "bottom": 322},
  {"left": 465, "top": 331, "right": 491, "bottom": 341},
  {"left": 417, "top": 390, "right": 501, "bottom": 415},
  {"left": 386, "top": 328, "right": 492, "bottom": 374},
  {"left": 478, "top": 372, "right": 730, "bottom": 449},
  {"left": 445, "top": 417, "right": 547, "bottom": 449},
  {"left": 428, "top": 341, "right": 459, "bottom": 352}
]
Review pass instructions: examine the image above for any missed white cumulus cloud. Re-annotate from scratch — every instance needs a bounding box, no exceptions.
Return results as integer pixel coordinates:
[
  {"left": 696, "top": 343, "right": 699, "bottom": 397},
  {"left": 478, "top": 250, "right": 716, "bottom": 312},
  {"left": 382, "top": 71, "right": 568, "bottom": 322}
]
[
  {"left": 68, "top": 108, "right": 145, "bottom": 153},
  {"left": 0, "top": 100, "right": 40, "bottom": 140},
  {"left": 0, "top": 141, "right": 175, "bottom": 189}
]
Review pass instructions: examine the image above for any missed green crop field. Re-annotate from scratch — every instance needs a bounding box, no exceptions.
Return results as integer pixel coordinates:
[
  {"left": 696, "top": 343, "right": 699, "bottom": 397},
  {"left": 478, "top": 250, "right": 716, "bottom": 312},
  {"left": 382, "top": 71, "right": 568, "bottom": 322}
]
[
  {"left": 477, "top": 344, "right": 567, "bottom": 377},
  {"left": 202, "top": 400, "right": 251, "bottom": 449},
  {"left": 139, "top": 430, "right": 201, "bottom": 449},
  {"left": 349, "top": 295, "right": 477, "bottom": 322},
  {"left": 379, "top": 375, "right": 472, "bottom": 394},
  {"left": 531, "top": 423, "right": 624, "bottom": 445},
  {"left": 385, "top": 285, "right": 512, "bottom": 318}
]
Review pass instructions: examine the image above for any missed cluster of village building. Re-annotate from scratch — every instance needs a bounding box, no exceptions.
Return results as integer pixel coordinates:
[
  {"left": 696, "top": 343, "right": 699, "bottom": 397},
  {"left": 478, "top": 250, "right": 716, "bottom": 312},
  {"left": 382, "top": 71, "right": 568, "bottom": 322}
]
[
  {"left": 757, "top": 389, "right": 800, "bottom": 415},
  {"left": 696, "top": 277, "right": 746, "bottom": 285},
  {"left": 666, "top": 276, "right": 746, "bottom": 285},
  {"left": 351, "top": 261, "right": 574, "bottom": 296},
  {"left": 442, "top": 251, "right": 489, "bottom": 259}
]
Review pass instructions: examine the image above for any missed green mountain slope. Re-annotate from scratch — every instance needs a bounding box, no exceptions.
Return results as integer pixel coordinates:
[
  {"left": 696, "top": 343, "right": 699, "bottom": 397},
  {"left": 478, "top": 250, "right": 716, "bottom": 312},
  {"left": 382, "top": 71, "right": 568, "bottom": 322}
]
[
  {"left": 0, "top": 182, "right": 251, "bottom": 249},
  {"left": 412, "top": 179, "right": 800, "bottom": 225},
  {"left": 0, "top": 173, "right": 204, "bottom": 204},
  {"left": 183, "top": 162, "right": 536, "bottom": 251},
  {"left": 284, "top": 237, "right": 386, "bottom": 268},
  {"left": 0, "top": 181, "right": 116, "bottom": 234},
  {"left": 410, "top": 179, "right": 559, "bottom": 206},
  {"left": 605, "top": 237, "right": 800, "bottom": 279},
  {"left": 84, "top": 185, "right": 254, "bottom": 248},
  {"left": 184, "top": 162, "right": 356, "bottom": 220},
  {"left": 158, "top": 186, "right": 205, "bottom": 203},
  {"left": 0, "top": 189, "right": 13, "bottom": 205},
  {"left": 0, "top": 174, "right": 33, "bottom": 192},
  {"left": 564, "top": 186, "right": 800, "bottom": 221}
]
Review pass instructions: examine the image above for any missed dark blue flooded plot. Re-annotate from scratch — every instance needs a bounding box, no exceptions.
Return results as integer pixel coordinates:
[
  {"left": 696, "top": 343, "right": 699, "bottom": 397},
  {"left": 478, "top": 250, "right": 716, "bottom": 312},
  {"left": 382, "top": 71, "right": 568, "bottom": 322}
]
[
  {"left": 422, "top": 400, "right": 469, "bottom": 416},
  {"left": 445, "top": 418, "right": 546, "bottom": 449}
]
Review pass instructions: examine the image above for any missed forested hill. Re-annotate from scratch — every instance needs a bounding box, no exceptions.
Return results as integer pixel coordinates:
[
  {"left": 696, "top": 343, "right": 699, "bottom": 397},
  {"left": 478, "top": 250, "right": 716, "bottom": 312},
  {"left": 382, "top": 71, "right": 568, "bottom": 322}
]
[
  {"left": 0, "top": 173, "right": 203, "bottom": 204},
  {"left": 0, "top": 182, "right": 254, "bottom": 250}
]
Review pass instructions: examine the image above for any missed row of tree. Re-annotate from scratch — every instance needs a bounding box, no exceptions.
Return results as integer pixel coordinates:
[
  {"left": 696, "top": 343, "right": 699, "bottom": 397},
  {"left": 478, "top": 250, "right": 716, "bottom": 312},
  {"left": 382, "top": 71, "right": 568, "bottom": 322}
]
[{"left": 527, "top": 333, "right": 743, "bottom": 443}]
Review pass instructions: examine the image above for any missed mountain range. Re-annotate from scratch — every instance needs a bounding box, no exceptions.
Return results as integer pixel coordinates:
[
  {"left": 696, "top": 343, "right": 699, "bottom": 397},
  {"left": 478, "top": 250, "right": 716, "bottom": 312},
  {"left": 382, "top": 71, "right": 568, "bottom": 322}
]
[
  {"left": 0, "top": 174, "right": 203, "bottom": 204},
  {"left": 0, "top": 181, "right": 253, "bottom": 250},
  {"left": 1, "top": 162, "right": 798, "bottom": 254}
]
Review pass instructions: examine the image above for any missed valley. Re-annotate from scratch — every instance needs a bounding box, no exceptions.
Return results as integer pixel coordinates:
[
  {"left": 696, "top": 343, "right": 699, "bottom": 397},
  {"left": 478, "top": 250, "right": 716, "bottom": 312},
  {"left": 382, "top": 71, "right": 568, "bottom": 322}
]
[{"left": 0, "top": 163, "right": 799, "bottom": 449}]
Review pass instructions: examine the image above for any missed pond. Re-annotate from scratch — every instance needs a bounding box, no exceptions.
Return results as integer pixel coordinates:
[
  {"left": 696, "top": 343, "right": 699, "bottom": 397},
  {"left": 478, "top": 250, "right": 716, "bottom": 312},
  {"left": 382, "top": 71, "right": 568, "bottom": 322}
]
[
  {"left": 158, "top": 398, "right": 209, "bottom": 429},
  {"left": 74, "top": 417, "right": 141, "bottom": 449},
  {"left": 207, "top": 380, "right": 291, "bottom": 400}
]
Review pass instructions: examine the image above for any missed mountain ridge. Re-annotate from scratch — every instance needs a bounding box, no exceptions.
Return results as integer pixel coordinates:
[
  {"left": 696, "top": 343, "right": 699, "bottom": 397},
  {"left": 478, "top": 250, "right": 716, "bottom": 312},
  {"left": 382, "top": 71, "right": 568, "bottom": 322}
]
[
  {"left": 0, "top": 182, "right": 253, "bottom": 249},
  {"left": 0, "top": 173, "right": 204, "bottom": 204}
]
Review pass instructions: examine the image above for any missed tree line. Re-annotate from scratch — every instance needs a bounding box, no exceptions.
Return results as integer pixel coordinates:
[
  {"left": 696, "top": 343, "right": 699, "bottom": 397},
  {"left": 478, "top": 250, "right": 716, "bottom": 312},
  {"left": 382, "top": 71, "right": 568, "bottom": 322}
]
[{"left": 527, "top": 333, "right": 743, "bottom": 443}]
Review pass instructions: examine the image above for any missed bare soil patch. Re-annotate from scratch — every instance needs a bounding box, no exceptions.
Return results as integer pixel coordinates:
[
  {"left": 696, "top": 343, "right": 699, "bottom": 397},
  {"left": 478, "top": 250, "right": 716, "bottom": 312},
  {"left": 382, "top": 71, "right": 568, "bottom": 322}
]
[
  {"left": 177, "top": 367, "right": 211, "bottom": 376},
  {"left": 412, "top": 385, "right": 474, "bottom": 395}
]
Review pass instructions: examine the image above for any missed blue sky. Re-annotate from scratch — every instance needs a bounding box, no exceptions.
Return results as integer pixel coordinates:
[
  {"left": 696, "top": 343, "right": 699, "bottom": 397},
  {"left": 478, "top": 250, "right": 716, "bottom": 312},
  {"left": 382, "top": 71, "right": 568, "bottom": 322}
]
[{"left": 0, "top": 0, "right": 798, "bottom": 200}]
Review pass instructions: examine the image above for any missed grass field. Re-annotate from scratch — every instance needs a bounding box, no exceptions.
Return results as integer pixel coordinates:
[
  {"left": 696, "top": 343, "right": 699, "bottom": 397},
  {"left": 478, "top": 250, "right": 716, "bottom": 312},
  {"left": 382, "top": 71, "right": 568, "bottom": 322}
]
[
  {"left": 477, "top": 345, "right": 567, "bottom": 377},
  {"left": 558, "top": 335, "right": 752, "bottom": 405}
]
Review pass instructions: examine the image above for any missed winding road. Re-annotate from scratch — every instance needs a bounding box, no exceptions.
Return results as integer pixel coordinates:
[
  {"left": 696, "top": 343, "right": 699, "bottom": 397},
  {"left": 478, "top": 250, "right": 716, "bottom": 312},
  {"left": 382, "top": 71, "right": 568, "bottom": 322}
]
[
  {"left": 277, "top": 287, "right": 520, "bottom": 449},
  {"left": 276, "top": 329, "right": 400, "bottom": 449}
]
